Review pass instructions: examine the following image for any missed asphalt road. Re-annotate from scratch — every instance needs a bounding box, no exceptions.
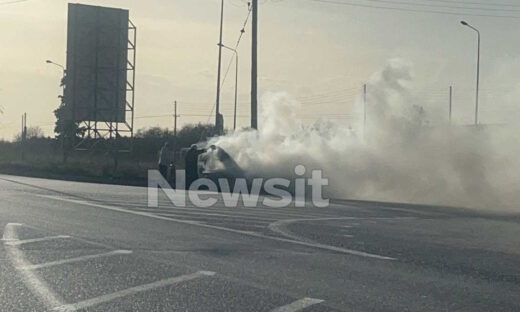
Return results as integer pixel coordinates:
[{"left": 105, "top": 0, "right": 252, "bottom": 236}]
[{"left": 0, "top": 174, "right": 519, "bottom": 312}]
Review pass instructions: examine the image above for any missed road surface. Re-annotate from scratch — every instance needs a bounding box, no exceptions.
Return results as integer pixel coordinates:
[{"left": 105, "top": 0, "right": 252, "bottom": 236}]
[{"left": 0, "top": 174, "right": 519, "bottom": 311}]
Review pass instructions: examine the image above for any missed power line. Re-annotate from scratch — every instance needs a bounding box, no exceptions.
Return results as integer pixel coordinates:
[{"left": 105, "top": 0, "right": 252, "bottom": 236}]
[
  {"left": 310, "top": 0, "right": 520, "bottom": 19},
  {"left": 0, "top": 0, "right": 31, "bottom": 6},
  {"left": 221, "top": 3, "right": 253, "bottom": 87},
  {"left": 300, "top": 99, "right": 358, "bottom": 106},
  {"left": 300, "top": 97, "right": 359, "bottom": 105},
  {"left": 135, "top": 112, "right": 359, "bottom": 120},
  {"left": 423, "top": 0, "right": 520, "bottom": 9},
  {"left": 298, "top": 91, "right": 361, "bottom": 102},
  {"left": 360, "top": 0, "right": 520, "bottom": 12},
  {"left": 208, "top": 4, "right": 253, "bottom": 123},
  {"left": 296, "top": 86, "right": 360, "bottom": 100}
]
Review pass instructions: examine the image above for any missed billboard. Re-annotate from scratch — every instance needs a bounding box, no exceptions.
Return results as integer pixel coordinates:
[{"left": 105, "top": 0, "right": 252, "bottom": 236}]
[{"left": 65, "top": 3, "right": 129, "bottom": 123}]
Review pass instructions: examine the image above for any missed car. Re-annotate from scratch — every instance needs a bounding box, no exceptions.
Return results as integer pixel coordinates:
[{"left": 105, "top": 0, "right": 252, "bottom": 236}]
[{"left": 197, "top": 145, "right": 245, "bottom": 191}]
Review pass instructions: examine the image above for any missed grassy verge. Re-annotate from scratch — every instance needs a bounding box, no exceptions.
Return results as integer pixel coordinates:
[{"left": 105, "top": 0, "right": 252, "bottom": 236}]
[{"left": 0, "top": 160, "right": 152, "bottom": 187}]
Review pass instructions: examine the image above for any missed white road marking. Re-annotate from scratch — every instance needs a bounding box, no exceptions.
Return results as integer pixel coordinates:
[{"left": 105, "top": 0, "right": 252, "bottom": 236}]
[
  {"left": 3, "top": 223, "right": 66, "bottom": 309},
  {"left": 154, "top": 213, "right": 270, "bottom": 227},
  {"left": 5, "top": 235, "right": 71, "bottom": 246},
  {"left": 270, "top": 297, "right": 324, "bottom": 312},
  {"left": 342, "top": 234, "right": 354, "bottom": 238},
  {"left": 129, "top": 203, "right": 327, "bottom": 220},
  {"left": 148, "top": 209, "right": 276, "bottom": 221},
  {"left": 16, "top": 223, "right": 117, "bottom": 250},
  {"left": 2, "top": 223, "right": 21, "bottom": 240},
  {"left": 195, "top": 220, "right": 265, "bottom": 229},
  {"left": 19, "top": 250, "right": 133, "bottom": 270},
  {"left": 342, "top": 225, "right": 353, "bottom": 228},
  {"left": 268, "top": 218, "right": 357, "bottom": 243},
  {"left": 102, "top": 194, "right": 347, "bottom": 218},
  {"left": 53, "top": 271, "right": 216, "bottom": 312},
  {"left": 1, "top": 222, "right": 22, "bottom": 241},
  {"left": 38, "top": 195, "right": 396, "bottom": 260}
]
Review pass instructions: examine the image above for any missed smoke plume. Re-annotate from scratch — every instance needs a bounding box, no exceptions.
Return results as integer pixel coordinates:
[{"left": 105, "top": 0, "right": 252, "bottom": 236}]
[{"left": 213, "top": 59, "right": 520, "bottom": 212}]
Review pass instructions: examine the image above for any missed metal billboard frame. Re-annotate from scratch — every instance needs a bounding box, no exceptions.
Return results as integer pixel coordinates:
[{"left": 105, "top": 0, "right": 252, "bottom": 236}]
[{"left": 74, "top": 19, "right": 136, "bottom": 154}]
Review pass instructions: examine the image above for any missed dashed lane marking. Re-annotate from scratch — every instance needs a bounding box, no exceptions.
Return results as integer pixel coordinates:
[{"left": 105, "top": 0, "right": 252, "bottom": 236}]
[
  {"left": 52, "top": 271, "right": 216, "bottom": 312},
  {"left": 270, "top": 297, "right": 324, "bottom": 312}
]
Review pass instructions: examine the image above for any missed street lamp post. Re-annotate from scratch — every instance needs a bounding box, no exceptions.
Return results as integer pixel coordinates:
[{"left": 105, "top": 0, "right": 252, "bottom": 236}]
[
  {"left": 46, "top": 59, "right": 64, "bottom": 70},
  {"left": 460, "top": 21, "right": 480, "bottom": 126},
  {"left": 46, "top": 60, "right": 66, "bottom": 94},
  {"left": 46, "top": 59, "right": 67, "bottom": 162},
  {"left": 215, "top": 0, "right": 225, "bottom": 135},
  {"left": 220, "top": 44, "right": 239, "bottom": 130}
]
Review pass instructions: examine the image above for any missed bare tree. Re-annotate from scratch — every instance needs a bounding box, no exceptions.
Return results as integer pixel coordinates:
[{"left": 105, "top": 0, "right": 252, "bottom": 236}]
[{"left": 14, "top": 126, "right": 44, "bottom": 141}]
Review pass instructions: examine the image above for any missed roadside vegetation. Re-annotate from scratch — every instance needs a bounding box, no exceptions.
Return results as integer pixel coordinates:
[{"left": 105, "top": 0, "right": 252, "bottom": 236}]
[{"left": 0, "top": 123, "right": 218, "bottom": 186}]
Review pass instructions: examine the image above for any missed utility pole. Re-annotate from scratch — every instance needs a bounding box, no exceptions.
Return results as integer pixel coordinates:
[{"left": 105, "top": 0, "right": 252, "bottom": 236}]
[
  {"left": 174, "top": 101, "right": 178, "bottom": 138},
  {"left": 363, "top": 84, "right": 367, "bottom": 133},
  {"left": 220, "top": 44, "right": 239, "bottom": 131},
  {"left": 251, "top": 0, "right": 258, "bottom": 130},
  {"left": 23, "top": 113, "right": 27, "bottom": 142},
  {"left": 21, "top": 113, "right": 27, "bottom": 161},
  {"left": 234, "top": 51, "right": 239, "bottom": 131},
  {"left": 475, "top": 33, "right": 480, "bottom": 125},
  {"left": 215, "top": 0, "right": 225, "bottom": 134},
  {"left": 460, "top": 21, "right": 480, "bottom": 126},
  {"left": 449, "top": 86, "right": 453, "bottom": 124},
  {"left": 173, "top": 100, "right": 178, "bottom": 163}
]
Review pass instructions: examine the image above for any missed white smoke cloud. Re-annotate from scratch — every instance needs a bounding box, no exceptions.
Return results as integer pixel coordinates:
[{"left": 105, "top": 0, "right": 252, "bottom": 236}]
[{"left": 213, "top": 59, "right": 520, "bottom": 212}]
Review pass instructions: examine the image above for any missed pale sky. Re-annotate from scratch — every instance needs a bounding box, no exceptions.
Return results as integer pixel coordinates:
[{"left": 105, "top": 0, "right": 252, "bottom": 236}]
[{"left": 1, "top": 0, "right": 519, "bottom": 139}]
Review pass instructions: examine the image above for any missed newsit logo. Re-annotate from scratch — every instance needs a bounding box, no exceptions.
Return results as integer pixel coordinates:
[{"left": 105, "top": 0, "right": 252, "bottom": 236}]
[{"left": 148, "top": 165, "right": 329, "bottom": 208}]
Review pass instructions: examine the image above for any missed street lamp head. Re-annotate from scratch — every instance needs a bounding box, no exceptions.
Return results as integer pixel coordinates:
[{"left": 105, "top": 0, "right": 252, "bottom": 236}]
[
  {"left": 46, "top": 60, "right": 52, "bottom": 63},
  {"left": 460, "top": 20, "right": 479, "bottom": 34}
]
